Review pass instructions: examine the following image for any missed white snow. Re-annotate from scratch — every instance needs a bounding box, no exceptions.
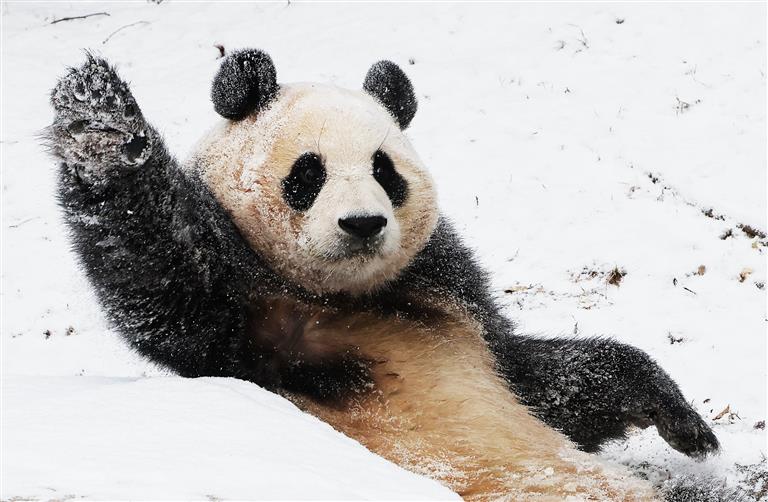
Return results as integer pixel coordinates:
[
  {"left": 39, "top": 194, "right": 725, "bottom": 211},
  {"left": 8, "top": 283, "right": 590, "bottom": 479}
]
[
  {"left": 2, "top": 376, "right": 457, "bottom": 500},
  {"left": 1, "top": 2, "right": 765, "bottom": 500}
]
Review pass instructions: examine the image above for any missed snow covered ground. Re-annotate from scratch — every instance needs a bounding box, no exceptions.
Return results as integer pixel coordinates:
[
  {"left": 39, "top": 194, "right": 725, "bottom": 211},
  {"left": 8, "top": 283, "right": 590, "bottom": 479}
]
[{"left": 2, "top": 2, "right": 765, "bottom": 500}]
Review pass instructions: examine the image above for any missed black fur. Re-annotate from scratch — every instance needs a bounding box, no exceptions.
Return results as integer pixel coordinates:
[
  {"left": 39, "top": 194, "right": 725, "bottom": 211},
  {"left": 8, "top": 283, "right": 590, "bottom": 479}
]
[
  {"left": 211, "top": 49, "right": 278, "bottom": 120},
  {"left": 48, "top": 56, "right": 723, "bottom": 495},
  {"left": 363, "top": 60, "right": 417, "bottom": 129},
  {"left": 372, "top": 149, "right": 408, "bottom": 207},
  {"left": 499, "top": 336, "right": 720, "bottom": 456},
  {"left": 282, "top": 152, "right": 327, "bottom": 212},
  {"left": 242, "top": 301, "right": 373, "bottom": 402}
]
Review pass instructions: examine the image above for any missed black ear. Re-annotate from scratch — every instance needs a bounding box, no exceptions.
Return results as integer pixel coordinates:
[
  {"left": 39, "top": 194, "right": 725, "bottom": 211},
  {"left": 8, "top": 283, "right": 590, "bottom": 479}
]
[
  {"left": 363, "top": 61, "right": 417, "bottom": 129},
  {"left": 211, "top": 49, "right": 278, "bottom": 120}
]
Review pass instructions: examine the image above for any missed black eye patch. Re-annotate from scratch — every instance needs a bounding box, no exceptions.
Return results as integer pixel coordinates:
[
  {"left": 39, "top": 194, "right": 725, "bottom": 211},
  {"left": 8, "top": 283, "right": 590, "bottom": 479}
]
[
  {"left": 282, "top": 152, "right": 326, "bottom": 211},
  {"left": 372, "top": 150, "right": 408, "bottom": 207}
]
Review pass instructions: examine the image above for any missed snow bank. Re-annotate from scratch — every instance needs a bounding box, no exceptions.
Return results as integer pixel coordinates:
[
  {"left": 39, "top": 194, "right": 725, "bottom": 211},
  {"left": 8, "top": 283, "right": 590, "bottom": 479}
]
[{"left": 2, "top": 376, "right": 457, "bottom": 500}]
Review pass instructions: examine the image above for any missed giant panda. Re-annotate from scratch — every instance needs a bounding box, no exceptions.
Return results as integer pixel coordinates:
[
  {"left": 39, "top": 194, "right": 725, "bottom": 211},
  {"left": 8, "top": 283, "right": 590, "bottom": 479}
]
[{"left": 47, "top": 49, "right": 727, "bottom": 501}]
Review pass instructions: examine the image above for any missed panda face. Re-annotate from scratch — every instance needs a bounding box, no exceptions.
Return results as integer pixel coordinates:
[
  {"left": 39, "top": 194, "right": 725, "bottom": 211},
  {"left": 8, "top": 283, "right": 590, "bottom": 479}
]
[{"left": 195, "top": 83, "right": 438, "bottom": 295}]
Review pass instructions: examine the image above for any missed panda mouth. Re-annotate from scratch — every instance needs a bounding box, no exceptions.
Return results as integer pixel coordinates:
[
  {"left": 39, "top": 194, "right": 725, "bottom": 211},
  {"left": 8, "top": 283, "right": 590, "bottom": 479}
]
[{"left": 325, "top": 235, "right": 385, "bottom": 261}]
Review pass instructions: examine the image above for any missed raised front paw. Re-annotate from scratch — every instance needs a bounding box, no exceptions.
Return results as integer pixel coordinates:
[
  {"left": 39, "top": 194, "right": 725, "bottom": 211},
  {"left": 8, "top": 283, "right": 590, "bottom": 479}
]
[
  {"left": 48, "top": 54, "right": 152, "bottom": 170},
  {"left": 651, "top": 401, "right": 719, "bottom": 459}
]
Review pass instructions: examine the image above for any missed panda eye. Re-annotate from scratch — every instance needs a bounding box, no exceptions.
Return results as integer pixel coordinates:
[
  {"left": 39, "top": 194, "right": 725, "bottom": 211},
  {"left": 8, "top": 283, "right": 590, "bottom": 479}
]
[
  {"left": 372, "top": 150, "right": 408, "bottom": 207},
  {"left": 282, "top": 152, "right": 326, "bottom": 212},
  {"left": 299, "top": 160, "right": 322, "bottom": 185},
  {"left": 372, "top": 152, "right": 392, "bottom": 179}
]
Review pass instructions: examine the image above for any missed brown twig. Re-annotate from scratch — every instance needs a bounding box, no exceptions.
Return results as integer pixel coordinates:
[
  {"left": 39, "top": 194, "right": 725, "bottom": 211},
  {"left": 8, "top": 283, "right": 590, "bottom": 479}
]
[
  {"left": 102, "top": 21, "right": 149, "bottom": 44},
  {"left": 606, "top": 266, "right": 626, "bottom": 286},
  {"left": 51, "top": 12, "right": 109, "bottom": 24},
  {"left": 713, "top": 404, "right": 730, "bottom": 420}
]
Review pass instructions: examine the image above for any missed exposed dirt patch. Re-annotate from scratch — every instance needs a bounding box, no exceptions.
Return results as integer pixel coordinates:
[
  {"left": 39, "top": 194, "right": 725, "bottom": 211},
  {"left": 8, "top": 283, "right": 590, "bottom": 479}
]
[
  {"left": 606, "top": 266, "right": 627, "bottom": 286},
  {"left": 667, "top": 332, "right": 685, "bottom": 345},
  {"left": 739, "top": 224, "right": 767, "bottom": 240},
  {"left": 739, "top": 268, "right": 754, "bottom": 283},
  {"left": 702, "top": 207, "right": 726, "bottom": 221}
]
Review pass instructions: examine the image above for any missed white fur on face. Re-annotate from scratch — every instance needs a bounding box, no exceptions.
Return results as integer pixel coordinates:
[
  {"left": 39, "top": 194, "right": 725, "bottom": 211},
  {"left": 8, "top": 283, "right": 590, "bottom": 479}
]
[
  {"left": 301, "top": 168, "right": 400, "bottom": 258},
  {"left": 192, "top": 83, "right": 438, "bottom": 295}
]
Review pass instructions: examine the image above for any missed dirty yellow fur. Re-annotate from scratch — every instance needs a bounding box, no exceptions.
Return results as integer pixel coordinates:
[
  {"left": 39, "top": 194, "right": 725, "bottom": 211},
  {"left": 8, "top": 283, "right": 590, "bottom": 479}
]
[{"left": 280, "top": 302, "right": 658, "bottom": 501}]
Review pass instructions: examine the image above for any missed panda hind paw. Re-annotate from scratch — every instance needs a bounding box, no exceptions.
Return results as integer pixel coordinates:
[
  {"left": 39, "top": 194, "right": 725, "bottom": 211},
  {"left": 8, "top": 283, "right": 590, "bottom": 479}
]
[{"left": 653, "top": 403, "right": 720, "bottom": 459}]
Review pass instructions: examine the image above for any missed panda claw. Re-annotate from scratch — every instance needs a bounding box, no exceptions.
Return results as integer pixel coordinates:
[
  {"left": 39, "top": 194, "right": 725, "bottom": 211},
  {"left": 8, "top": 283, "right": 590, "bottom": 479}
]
[{"left": 48, "top": 55, "right": 152, "bottom": 171}]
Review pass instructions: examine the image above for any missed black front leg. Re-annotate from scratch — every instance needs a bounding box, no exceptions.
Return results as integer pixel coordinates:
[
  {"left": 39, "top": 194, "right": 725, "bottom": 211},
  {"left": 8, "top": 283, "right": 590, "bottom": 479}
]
[
  {"left": 500, "top": 336, "right": 719, "bottom": 458},
  {"left": 46, "top": 55, "right": 263, "bottom": 379}
]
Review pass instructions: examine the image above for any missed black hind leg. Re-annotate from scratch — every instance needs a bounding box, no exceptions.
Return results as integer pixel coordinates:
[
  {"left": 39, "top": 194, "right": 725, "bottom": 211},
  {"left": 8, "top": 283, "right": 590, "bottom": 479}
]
[{"left": 501, "top": 336, "right": 719, "bottom": 458}]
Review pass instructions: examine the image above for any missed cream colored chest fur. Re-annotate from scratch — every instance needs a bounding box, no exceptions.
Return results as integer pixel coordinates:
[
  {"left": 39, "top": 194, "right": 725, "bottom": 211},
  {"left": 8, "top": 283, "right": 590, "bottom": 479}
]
[{"left": 276, "top": 304, "right": 657, "bottom": 501}]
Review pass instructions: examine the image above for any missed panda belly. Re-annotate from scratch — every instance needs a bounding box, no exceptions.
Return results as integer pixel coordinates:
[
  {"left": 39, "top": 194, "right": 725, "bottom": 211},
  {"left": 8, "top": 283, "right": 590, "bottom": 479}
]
[{"left": 264, "top": 300, "right": 657, "bottom": 501}]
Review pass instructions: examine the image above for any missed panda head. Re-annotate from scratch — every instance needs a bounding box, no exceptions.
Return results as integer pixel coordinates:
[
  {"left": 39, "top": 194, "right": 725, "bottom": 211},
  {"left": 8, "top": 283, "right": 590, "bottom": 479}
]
[{"left": 195, "top": 49, "right": 438, "bottom": 296}]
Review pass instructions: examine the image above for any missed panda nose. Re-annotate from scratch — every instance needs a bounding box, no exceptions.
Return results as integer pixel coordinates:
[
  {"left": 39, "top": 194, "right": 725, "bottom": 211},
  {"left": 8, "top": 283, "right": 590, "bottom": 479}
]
[{"left": 338, "top": 215, "right": 388, "bottom": 239}]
